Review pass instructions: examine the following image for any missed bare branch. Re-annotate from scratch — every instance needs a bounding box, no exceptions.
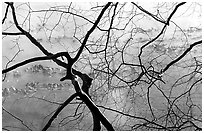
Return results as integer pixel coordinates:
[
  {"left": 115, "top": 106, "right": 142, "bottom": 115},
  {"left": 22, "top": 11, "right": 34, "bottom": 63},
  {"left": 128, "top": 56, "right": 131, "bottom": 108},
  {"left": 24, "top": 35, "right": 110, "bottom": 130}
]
[
  {"left": 74, "top": 2, "right": 111, "bottom": 62},
  {"left": 42, "top": 93, "right": 78, "bottom": 131},
  {"left": 2, "top": 52, "right": 69, "bottom": 74},
  {"left": 162, "top": 40, "right": 202, "bottom": 73},
  {"left": 2, "top": 32, "right": 24, "bottom": 35},
  {"left": 2, "top": 3, "right": 9, "bottom": 24}
]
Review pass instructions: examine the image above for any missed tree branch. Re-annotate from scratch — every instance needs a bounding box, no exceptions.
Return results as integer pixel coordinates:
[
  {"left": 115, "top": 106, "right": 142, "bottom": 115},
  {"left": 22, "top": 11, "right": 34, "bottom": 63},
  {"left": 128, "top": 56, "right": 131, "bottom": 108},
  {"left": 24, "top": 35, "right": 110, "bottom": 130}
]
[
  {"left": 42, "top": 93, "right": 78, "bottom": 131},
  {"left": 131, "top": 2, "right": 166, "bottom": 24},
  {"left": 6, "top": 2, "right": 95, "bottom": 84},
  {"left": 2, "top": 52, "right": 69, "bottom": 74},
  {"left": 166, "top": 2, "right": 186, "bottom": 25},
  {"left": 73, "top": 2, "right": 111, "bottom": 62},
  {"left": 2, "top": 3, "right": 9, "bottom": 24},
  {"left": 2, "top": 32, "right": 24, "bottom": 35},
  {"left": 71, "top": 79, "right": 114, "bottom": 131},
  {"left": 162, "top": 40, "right": 202, "bottom": 73}
]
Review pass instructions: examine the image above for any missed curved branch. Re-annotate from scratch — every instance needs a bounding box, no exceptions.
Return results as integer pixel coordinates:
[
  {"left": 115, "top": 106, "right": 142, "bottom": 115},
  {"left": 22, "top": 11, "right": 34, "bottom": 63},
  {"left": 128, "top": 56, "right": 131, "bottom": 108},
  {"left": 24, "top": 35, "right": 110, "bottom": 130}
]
[
  {"left": 131, "top": 2, "right": 166, "bottom": 24},
  {"left": 162, "top": 40, "right": 202, "bottom": 73},
  {"left": 2, "top": 52, "right": 69, "bottom": 74},
  {"left": 166, "top": 2, "right": 186, "bottom": 25},
  {"left": 132, "top": 2, "right": 186, "bottom": 25}
]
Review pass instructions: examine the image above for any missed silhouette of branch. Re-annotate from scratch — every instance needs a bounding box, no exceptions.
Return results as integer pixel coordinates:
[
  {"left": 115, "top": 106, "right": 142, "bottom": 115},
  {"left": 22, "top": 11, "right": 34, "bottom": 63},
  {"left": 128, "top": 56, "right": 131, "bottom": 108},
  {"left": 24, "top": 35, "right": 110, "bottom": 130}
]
[
  {"left": 2, "top": 106, "right": 32, "bottom": 131},
  {"left": 31, "top": 9, "right": 107, "bottom": 32},
  {"left": 73, "top": 2, "right": 111, "bottom": 62},
  {"left": 166, "top": 2, "right": 186, "bottom": 25},
  {"left": 2, "top": 52, "right": 69, "bottom": 74},
  {"left": 42, "top": 93, "right": 78, "bottom": 131},
  {"left": 131, "top": 2, "right": 166, "bottom": 24},
  {"left": 132, "top": 2, "right": 186, "bottom": 25},
  {"left": 2, "top": 3, "right": 9, "bottom": 24},
  {"left": 2, "top": 32, "right": 24, "bottom": 35},
  {"left": 137, "top": 2, "right": 187, "bottom": 80},
  {"left": 162, "top": 40, "right": 202, "bottom": 73},
  {"left": 71, "top": 79, "right": 114, "bottom": 131},
  {"left": 97, "top": 105, "right": 167, "bottom": 130}
]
